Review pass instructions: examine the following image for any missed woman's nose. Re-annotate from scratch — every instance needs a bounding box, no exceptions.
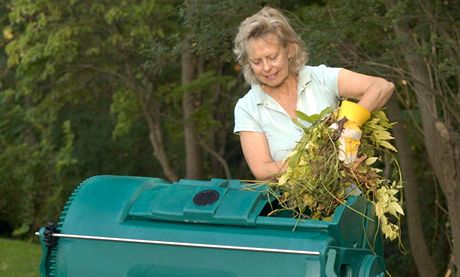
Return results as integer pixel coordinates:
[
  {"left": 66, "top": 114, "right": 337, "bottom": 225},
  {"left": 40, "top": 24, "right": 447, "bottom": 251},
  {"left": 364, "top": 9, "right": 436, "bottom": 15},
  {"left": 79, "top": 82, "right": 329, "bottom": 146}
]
[{"left": 262, "top": 60, "right": 271, "bottom": 71}]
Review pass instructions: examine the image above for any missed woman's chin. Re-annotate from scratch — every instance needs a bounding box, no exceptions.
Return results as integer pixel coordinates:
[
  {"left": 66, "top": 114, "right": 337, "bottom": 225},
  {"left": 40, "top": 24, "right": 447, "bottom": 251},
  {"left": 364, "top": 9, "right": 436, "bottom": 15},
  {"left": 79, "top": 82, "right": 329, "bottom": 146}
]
[{"left": 262, "top": 79, "right": 283, "bottom": 88}]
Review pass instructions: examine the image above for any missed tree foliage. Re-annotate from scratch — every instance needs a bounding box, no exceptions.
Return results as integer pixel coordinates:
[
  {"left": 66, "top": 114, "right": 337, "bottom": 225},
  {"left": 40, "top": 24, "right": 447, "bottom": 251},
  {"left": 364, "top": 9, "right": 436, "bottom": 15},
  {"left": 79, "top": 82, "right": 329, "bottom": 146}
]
[{"left": 1, "top": 0, "right": 459, "bottom": 276}]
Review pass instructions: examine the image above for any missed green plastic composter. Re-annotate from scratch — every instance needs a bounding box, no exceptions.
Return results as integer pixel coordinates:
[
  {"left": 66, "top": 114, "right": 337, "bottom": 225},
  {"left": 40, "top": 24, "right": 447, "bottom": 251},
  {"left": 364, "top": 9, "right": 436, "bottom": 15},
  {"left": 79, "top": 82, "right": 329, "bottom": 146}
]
[{"left": 37, "top": 175, "right": 385, "bottom": 277}]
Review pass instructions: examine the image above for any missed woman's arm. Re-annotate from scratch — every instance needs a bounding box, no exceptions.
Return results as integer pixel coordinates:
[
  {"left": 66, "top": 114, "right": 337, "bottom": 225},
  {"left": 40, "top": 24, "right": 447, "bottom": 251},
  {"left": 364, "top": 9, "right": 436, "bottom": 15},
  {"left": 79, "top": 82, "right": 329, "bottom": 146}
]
[
  {"left": 338, "top": 69, "right": 395, "bottom": 111},
  {"left": 239, "top": 131, "right": 287, "bottom": 180}
]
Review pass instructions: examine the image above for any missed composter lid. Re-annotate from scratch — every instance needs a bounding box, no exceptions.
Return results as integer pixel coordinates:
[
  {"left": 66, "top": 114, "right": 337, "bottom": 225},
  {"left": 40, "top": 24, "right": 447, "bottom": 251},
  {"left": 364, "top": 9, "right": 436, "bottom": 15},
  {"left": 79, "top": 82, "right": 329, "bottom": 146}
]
[{"left": 128, "top": 178, "right": 268, "bottom": 226}]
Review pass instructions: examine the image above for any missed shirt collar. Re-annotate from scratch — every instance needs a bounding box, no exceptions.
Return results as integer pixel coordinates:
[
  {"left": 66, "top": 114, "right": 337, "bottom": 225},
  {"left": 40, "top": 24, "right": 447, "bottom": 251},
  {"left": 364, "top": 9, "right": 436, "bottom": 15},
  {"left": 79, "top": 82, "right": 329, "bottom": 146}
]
[
  {"left": 252, "top": 84, "right": 266, "bottom": 105},
  {"left": 297, "top": 66, "right": 312, "bottom": 95}
]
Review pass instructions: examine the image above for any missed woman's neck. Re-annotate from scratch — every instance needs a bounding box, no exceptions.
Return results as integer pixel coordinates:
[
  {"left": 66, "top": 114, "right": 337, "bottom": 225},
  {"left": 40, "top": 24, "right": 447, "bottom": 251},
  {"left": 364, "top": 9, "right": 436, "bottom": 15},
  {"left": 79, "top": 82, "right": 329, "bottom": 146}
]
[
  {"left": 262, "top": 74, "right": 298, "bottom": 97},
  {"left": 261, "top": 74, "right": 299, "bottom": 119}
]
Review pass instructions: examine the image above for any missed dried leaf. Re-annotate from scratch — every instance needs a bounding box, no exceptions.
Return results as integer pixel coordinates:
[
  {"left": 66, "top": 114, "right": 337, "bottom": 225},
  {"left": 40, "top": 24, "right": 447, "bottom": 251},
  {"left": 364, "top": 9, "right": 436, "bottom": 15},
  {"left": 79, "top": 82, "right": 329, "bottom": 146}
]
[{"left": 365, "top": 157, "right": 378, "bottom": 165}]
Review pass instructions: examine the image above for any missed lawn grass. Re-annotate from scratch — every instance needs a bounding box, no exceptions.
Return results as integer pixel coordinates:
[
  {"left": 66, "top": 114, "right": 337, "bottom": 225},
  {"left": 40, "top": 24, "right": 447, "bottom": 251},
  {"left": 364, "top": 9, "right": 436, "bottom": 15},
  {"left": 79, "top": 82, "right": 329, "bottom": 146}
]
[{"left": 0, "top": 237, "right": 41, "bottom": 277}]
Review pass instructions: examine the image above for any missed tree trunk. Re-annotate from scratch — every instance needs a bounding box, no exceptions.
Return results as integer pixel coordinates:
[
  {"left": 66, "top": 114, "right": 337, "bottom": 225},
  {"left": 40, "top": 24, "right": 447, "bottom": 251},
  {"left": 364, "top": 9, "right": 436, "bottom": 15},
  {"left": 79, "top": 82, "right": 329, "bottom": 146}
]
[
  {"left": 122, "top": 59, "right": 179, "bottom": 181},
  {"left": 385, "top": 0, "right": 460, "bottom": 274},
  {"left": 139, "top": 91, "right": 179, "bottom": 182},
  {"left": 386, "top": 96, "right": 438, "bottom": 277},
  {"left": 181, "top": 36, "right": 202, "bottom": 179},
  {"left": 446, "top": 196, "right": 460, "bottom": 276},
  {"left": 209, "top": 63, "right": 229, "bottom": 178}
]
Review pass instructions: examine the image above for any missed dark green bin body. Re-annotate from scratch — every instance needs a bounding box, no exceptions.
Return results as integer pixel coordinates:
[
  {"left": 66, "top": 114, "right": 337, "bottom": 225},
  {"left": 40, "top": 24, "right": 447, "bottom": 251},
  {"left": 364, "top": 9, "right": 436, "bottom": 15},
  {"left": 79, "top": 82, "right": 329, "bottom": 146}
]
[{"left": 38, "top": 175, "right": 385, "bottom": 276}]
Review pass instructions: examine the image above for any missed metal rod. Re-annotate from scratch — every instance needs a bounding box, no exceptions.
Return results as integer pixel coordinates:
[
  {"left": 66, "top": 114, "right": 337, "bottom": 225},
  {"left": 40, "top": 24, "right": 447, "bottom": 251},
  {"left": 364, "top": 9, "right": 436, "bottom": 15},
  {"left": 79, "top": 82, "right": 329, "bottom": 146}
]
[{"left": 35, "top": 232, "right": 320, "bottom": 256}]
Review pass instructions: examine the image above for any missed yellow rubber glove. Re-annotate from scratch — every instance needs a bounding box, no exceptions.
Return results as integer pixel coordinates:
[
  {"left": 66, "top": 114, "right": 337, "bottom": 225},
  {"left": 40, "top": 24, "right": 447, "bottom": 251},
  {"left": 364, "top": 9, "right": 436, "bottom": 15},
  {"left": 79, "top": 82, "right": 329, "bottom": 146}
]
[{"left": 337, "top": 100, "right": 370, "bottom": 165}]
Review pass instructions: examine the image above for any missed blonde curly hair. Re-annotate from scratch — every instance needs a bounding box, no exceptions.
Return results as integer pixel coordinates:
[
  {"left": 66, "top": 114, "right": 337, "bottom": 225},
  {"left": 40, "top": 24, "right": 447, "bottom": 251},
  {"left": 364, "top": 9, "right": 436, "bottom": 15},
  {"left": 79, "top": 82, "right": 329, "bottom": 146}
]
[{"left": 233, "top": 7, "right": 308, "bottom": 85}]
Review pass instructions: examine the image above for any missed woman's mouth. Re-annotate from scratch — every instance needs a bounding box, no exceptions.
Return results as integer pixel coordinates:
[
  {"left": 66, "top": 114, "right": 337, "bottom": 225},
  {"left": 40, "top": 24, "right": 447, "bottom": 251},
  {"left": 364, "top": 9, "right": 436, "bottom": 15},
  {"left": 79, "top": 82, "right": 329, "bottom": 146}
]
[{"left": 265, "top": 73, "right": 277, "bottom": 80}]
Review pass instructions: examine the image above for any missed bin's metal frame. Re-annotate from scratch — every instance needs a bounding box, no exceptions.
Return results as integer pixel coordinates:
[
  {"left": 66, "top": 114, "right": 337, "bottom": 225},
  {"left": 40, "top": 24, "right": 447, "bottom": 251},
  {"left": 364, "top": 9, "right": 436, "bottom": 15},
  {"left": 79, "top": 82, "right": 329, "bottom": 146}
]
[{"left": 35, "top": 232, "right": 320, "bottom": 256}]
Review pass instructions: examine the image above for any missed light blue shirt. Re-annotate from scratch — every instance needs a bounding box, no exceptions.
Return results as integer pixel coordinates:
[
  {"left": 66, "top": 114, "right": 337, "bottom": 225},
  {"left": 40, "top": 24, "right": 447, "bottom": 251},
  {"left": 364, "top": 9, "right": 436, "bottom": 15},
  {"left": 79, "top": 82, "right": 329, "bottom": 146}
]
[{"left": 234, "top": 65, "right": 342, "bottom": 161}]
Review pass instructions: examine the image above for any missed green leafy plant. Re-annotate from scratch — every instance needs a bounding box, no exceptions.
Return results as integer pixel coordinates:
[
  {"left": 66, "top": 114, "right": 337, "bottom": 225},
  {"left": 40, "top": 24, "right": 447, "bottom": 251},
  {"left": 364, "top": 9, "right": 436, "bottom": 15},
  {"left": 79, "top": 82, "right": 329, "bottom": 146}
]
[{"left": 268, "top": 107, "right": 404, "bottom": 242}]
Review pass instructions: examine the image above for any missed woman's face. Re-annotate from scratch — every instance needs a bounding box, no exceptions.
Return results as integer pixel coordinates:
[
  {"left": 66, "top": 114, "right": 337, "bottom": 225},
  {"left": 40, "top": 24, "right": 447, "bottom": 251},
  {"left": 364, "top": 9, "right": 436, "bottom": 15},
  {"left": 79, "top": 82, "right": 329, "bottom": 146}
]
[{"left": 247, "top": 33, "right": 291, "bottom": 88}]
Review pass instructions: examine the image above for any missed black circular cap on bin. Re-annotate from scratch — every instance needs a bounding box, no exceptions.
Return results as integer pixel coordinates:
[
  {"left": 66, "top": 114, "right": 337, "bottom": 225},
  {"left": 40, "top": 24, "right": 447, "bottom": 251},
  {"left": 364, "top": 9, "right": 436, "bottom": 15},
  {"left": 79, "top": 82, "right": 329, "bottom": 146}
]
[{"left": 193, "top": 189, "right": 220, "bottom": 206}]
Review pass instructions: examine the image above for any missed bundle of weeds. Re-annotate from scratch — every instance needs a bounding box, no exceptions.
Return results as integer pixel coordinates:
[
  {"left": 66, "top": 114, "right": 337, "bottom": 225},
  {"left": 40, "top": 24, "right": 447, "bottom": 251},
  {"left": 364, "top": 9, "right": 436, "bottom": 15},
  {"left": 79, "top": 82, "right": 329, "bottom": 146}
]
[{"left": 268, "top": 107, "right": 404, "bottom": 241}]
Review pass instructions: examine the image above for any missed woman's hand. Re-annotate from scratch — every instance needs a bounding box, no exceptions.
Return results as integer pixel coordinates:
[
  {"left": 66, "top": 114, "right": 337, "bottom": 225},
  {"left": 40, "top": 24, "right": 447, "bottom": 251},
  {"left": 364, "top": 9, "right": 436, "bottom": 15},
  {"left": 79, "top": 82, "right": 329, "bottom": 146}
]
[
  {"left": 337, "top": 121, "right": 363, "bottom": 164},
  {"left": 336, "top": 100, "right": 371, "bottom": 164}
]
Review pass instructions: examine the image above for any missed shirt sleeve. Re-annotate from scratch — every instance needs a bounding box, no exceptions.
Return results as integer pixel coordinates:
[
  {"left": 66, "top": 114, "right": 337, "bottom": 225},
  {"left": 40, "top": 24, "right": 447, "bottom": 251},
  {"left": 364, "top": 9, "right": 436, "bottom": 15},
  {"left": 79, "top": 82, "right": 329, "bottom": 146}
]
[
  {"left": 317, "top": 64, "right": 341, "bottom": 101},
  {"left": 233, "top": 99, "right": 263, "bottom": 134}
]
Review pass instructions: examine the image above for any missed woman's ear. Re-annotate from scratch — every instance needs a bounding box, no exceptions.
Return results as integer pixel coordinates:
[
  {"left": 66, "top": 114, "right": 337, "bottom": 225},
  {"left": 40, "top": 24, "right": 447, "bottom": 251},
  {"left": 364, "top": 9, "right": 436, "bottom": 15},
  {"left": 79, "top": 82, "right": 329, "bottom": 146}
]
[{"left": 288, "top": 43, "right": 297, "bottom": 60}]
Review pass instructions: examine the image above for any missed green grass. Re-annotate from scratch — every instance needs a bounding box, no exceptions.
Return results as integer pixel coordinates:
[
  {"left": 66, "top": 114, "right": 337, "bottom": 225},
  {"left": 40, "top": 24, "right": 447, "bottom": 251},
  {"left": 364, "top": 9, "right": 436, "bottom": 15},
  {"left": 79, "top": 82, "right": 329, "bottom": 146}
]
[{"left": 0, "top": 238, "right": 41, "bottom": 277}]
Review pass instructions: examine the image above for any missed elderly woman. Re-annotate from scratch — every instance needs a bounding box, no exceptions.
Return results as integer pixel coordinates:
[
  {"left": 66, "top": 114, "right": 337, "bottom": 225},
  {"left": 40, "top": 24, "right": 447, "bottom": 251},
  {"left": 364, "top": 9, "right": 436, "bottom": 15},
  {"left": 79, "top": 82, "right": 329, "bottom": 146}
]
[{"left": 233, "top": 7, "right": 394, "bottom": 180}]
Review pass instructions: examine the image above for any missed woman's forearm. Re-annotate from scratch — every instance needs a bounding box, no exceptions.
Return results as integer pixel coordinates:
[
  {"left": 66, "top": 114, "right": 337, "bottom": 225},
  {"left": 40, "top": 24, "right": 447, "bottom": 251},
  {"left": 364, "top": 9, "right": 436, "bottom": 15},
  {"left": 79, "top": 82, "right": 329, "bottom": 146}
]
[
  {"left": 251, "top": 160, "right": 287, "bottom": 181},
  {"left": 357, "top": 78, "right": 395, "bottom": 112}
]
